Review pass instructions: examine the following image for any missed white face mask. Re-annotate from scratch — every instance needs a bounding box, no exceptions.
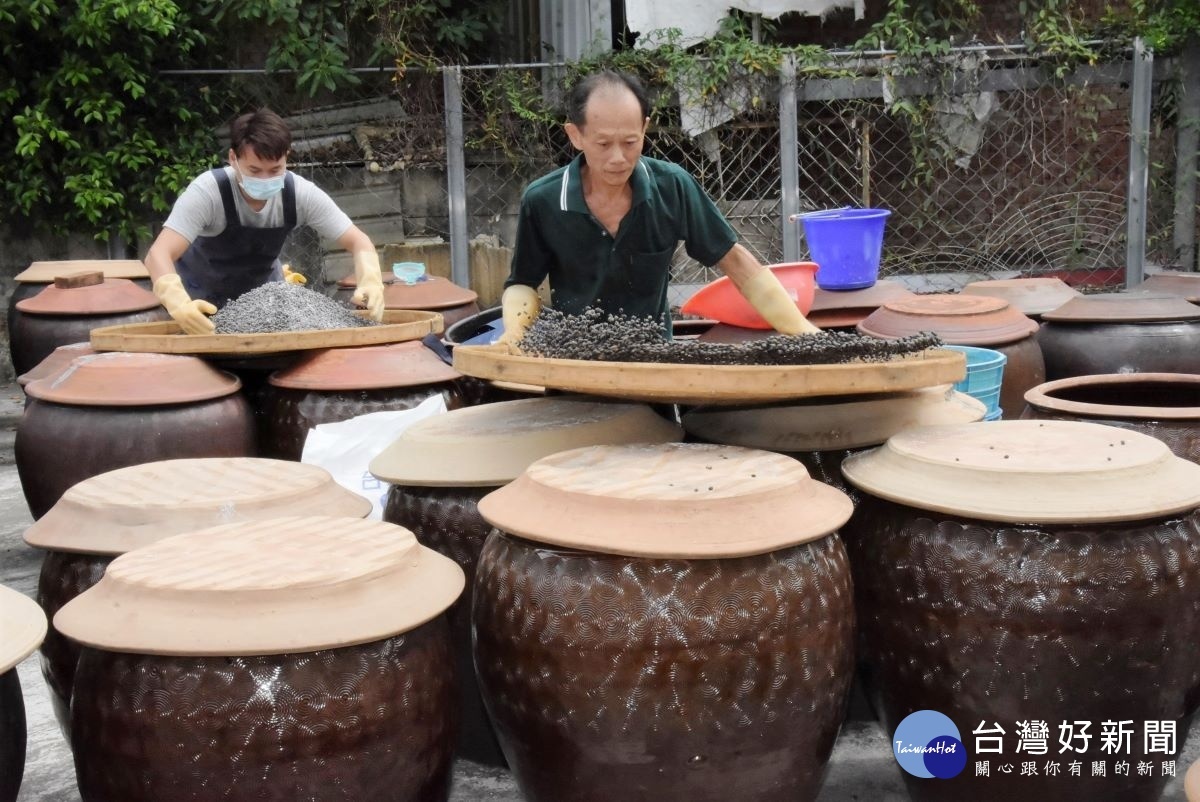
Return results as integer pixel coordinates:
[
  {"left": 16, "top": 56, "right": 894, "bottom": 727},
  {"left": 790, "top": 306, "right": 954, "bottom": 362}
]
[{"left": 234, "top": 157, "right": 285, "bottom": 200}]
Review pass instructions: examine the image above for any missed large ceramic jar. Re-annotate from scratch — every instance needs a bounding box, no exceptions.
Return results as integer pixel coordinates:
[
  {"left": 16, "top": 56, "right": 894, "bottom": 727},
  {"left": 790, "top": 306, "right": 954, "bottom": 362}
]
[
  {"left": 334, "top": 275, "right": 480, "bottom": 328},
  {"left": 1038, "top": 293, "right": 1200, "bottom": 380},
  {"left": 0, "top": 585, "right": 47, "bottom": 802},
  {"left": 682, "top": 384, "right": 984, "bottom": 494},
  {"left": 960, "top": 277, "right": 1082, "bottom": 320},
  {"left": 474, "top": 443, "right": 856, "bottom": 802},
  {"left": 370, "top": 397, "right": 682, "bottom": 766},
  {"left": 16, "top": 352, "right": 257, "bottom": 519},
  {"left": 858, "top": 294, "right": 1043, "bottom": 419},
  {"left": 9, "top": 273, "right": 168, "bottom": 376},
  {"left": 258, "top": 341, "right": 467, "bottom": 461},
  {"left": 56, "top": 516, "right": 464, "bottom": 802},
  {"left": 24, "top": 458, "right": 371, "bottom": 738},
  {"left": 6, "top": 259, "right": 149, "bottom": 348},
  {"left": 1022, "top": 373, "right": 1200, "bottom": 463},
  {"left": 840, "top": 421, "right": 1200, "bottom": 802}
]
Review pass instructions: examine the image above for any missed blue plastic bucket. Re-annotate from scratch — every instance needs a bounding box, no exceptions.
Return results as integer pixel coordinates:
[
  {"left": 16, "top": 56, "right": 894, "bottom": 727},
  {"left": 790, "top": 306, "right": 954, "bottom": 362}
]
[
  {"left": 942, "top": 345, "right": 1007, "bottom": 418},
  {"left": 793, "top": 208, "right": 892, "bottom": 290}
]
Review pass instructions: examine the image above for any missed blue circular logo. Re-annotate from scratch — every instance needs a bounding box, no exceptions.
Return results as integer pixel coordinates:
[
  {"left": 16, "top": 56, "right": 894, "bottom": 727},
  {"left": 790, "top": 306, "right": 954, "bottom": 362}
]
[{"left": 892, "top": 710, "right": 967, "bottom": 779}]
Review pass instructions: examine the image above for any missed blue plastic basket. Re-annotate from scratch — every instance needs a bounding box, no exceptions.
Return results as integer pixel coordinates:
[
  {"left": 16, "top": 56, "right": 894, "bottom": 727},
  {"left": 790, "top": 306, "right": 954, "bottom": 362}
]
[
  {"left": 942, "top": 345, "right": 1007, "bottom": 417},
  {"left": 793, "top": 208, "right": 892, "bottom": 290}
]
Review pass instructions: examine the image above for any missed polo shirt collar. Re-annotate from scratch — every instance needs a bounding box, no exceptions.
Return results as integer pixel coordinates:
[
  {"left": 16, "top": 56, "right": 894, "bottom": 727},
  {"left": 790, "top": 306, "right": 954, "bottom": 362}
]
[{"left": 560, "top": 154, "right": 652, "bottom": 213}]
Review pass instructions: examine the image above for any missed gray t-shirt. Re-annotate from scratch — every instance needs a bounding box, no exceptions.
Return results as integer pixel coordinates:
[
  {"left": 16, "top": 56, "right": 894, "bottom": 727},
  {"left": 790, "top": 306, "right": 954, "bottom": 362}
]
[{"left": 163, "top": 166, "right": 353, "bottom": 243}]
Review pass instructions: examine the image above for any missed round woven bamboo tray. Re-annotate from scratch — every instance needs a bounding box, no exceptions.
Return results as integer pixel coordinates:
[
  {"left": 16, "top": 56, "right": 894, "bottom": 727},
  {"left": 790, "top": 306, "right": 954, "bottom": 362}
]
[
  {"left": 452, "top": 344, "right": 965, "bottom": 405},
  {"left": 90, "top": 310, "right": 443, "bottom": 356}
]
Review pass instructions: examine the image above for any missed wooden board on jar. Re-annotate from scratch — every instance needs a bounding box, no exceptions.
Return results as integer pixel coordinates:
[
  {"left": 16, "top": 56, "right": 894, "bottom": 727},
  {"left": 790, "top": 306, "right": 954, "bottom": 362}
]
[
  {"left": 16, "top": 260, "right": 149, "bottom": 282},
  {"left": 452, "top": 344, "right": 966, "bottom": 405},
  {"left": 90, "top": 310, "right": 443, "bottom": 356}
]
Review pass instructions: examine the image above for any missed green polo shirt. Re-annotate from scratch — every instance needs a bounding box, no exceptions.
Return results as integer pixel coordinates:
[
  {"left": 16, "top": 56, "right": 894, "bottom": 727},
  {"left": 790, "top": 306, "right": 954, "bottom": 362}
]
[{"left": 506, "top": 154, "right": 738, "bottom": 331}]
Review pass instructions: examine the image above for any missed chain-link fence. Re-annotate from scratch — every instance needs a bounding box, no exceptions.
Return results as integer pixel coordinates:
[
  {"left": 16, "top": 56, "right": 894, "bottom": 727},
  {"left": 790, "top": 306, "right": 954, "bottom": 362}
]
[{"left": 162, "top": 43, "right": 1193, "bottom": 303}]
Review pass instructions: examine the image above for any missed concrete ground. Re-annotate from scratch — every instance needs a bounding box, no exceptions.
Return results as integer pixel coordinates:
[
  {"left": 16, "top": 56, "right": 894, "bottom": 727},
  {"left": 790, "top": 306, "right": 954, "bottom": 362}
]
[{"left": 0, "top": 381, "right": 1196, "bottom": 801}]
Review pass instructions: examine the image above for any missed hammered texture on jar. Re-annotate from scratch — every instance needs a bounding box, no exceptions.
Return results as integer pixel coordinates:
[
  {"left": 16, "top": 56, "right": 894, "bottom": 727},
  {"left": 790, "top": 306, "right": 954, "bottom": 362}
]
[
  {"left": 844, "top": 497, "right": 1200, "bottom": 802},
  {"left": 384, "top": 485, "right": 504, "bottom": 766},
  {"left": 473, "top": 531, "right": 855, "bottom": 802},
  {"left": 36, "top": 551, "right": 111, "bottom": 739},
  {"left": 0, "top": 671, "right": 25, "bottom": 802},
  {"left": 70, "top": 619, "right": 458, "bottom": 802},
  {"left": 259, "top": 385, "right": 464, "bottom": 461},
  {"left": 15, "top": 396, "right": 257, "bottom": 520}
]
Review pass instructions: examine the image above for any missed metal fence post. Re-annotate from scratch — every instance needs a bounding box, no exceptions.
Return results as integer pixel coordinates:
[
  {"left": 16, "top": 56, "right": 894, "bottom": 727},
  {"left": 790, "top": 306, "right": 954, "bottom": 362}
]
[
  {"left": 1126, "top": 37, "right": 1153, "bottom": 287},
  {"left": 1174, "top": 35, "right": 1200, "bottom": 271},
  {"left": 443, "top": 66, "right": 471, "bottom": 289},
  {"left": 779, "top": 55, "right": 801, "bottom": 262}
]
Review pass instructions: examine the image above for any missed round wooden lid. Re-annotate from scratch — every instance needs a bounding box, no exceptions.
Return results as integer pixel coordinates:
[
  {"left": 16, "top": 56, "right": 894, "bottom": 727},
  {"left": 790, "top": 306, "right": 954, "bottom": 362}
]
[
  {"left": 15, "top": 260, "right": 149, "bottom": 283},
  {"left": 857, "top": 294, "right": 1039, "bottom": 345},
  {"left": 0, "top": 584, "right": 47, "bottom": 674},
  {"left": 268, "top": 341, "right": 461, "bottom": 391},
  {"left": 370, "top": 396, "right": 683, "bottom": 487},
  {"left": 25, "top": 458, "right": 373, "bottom": 555},
  {"left": 340, "top": 276, "right": 478, "bottom": 310},
  {"left": 17, "top": 342, "right": 96, "bottom": 387},
  {"left": 1143, "top": 272, "right": 1200, "bottom": 303},
  {"left": 15, "top": 278, "right": 160, "bottom": 316},
  {"left": 841, "top": 420, "right": 1200, "bottom": 523},
  {"left": 23, "top": 352, "right": 241, "bottom": 406},
  {"left": 810, "top": 279, "right": 913, "bottom": 312},
  {"left": 961, "top": 277, "right": 1082, "bottom": 316},
  {"left": 54, "top": 516, "right": 465, "bottom": 656},
  {"left": 479, "top": 443, "right": 853, "bottom": 558},
  {"left": 683, "top": 385, "right": 986, "bottom": 451},
  {"left": 1040, "top": 292, "right": 1200, "bottom": 323}
]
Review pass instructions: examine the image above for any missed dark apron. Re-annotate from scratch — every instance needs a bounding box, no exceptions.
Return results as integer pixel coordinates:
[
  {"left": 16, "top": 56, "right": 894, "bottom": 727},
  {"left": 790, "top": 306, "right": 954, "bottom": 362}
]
[{"left": 175, "top": 168, "right": 297, "bottom": 306}]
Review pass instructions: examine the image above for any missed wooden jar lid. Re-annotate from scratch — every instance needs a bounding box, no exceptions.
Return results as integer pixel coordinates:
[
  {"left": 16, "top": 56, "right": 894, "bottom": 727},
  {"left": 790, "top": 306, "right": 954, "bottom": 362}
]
[
  {"left": 683, "top": 385, "right": 986, "bottom": 452},
  {"left": 15, "top": 260, "right": 149, "bottom": 283},
  {"left": 54, "top": 516, "right": 464, "bottom": 656},
  {"left": 23, "top": 352, "right": 241, "bottom": 406},
  {"left": 961, "top": 277, "right": 1082, "bottom": 316},
  {"left": 1040, "top": 292, "right": 1200, "bottom": 323},
  {"left": 0, "top": 584, "right": 47, "bottom": 674},
  {"left": 479, "top": 443, "right": 854, "bottom": 558},
  {"left": 370, "top": 396, "right": 683, "bottom": 487},
  {"left": 16, "top": 342, "right": 96, "bottom": 387},
  {"left": 811, "top": 279, "right": 914, "bottom": 312},
  {"left": 842, "top": 420, "right": 1200, "bottom": 523},
  {"left": 15, "top": 278, "right": 159, "bottom": 316},
  {"left": 857, "top": 294, "right": 1039, "bottom": 345},
  {"left": 268, "top": 341, "right": 461, "bottom": 391},
  {"left": 1142, "top": 272, "right": 1200, "bottom": 303},
  {"left": 25, "top": 458, "right": 373, "bottom": 555}
]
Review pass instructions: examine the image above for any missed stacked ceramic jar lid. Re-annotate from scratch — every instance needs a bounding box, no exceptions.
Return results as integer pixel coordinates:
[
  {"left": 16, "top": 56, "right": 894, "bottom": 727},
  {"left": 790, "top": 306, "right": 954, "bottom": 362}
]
[{"left": 334, "top": 274, "right": 480, "bottom": 327}]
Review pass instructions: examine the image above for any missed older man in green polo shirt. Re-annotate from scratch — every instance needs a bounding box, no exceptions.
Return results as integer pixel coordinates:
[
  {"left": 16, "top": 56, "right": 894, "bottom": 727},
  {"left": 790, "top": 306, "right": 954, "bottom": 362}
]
[{"left": 499, "top": 69, "right": 819, "bottom": 344}]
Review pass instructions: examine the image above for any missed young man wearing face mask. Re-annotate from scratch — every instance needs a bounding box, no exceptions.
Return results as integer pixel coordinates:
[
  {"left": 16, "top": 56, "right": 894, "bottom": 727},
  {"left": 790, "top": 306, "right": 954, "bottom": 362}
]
[{"left": 144, "top": 108, "right": 385, "bottom": 334}]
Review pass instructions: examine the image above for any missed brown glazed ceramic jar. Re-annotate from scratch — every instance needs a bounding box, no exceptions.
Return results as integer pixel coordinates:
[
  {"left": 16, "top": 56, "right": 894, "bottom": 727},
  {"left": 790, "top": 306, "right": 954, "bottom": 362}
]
[
  {"left": 682, "top": 384, "right": 984, "bottom": 495},
  {"left": 960, "top": 277, "right": 1082, "bottom": 320},
  {"left": 1038, "top": 292, "right": 1200, "bottom": 380},
  {"left": 6, "top": 260, "right": 150, "bottom": 347},
  {"left": 259, "top": 341, "right": 466, "bottom": 460},
  {"left": 23, "top": 458, "right": 371, "bottom": 738},
  {"left": 370, "top": 397, "right": 683, "bottom": 766},
  {"left": 0, "top": 585, "right": 47, "bottom": 802},
  {"left": 16, "top": 352, "right": 256, "bottom": 519},
  {"left": 858, "top": 294, "right": 1043, "bottom": 419},
  {"left": 841, "top": 421, "right": 1200, "bottom": 802},
  {"left": 1022, "top": 373, "right": 1200, "bottom": 463},
  {"left": 335, "top": 275, "right": 480, "bottom": 328},
  {"left": 9, "top": 275, "right": 168, "bottom": 376},
  {"left": 56, "top": 516, "right": 464, "bottom": 802},
  {"left": 474, "top": 443, "right": 856, "bottom": 802}
]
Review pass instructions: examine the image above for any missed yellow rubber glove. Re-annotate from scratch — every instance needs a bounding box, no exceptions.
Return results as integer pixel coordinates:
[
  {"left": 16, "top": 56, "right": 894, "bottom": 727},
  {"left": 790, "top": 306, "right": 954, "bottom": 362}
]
[
  {"left": 497, "top": 284, "right": 541, "bottom": 348},
  {"left": 739, "top": 268, "right": 821, "bottom": 335},
  {"left": 153, "top": 273, "right": 217, "bottom": 335},
  {"left": 351, "top": 250, "right": 385, "bottom": 322},
  {"left": 282, "top": 264, "right": 307, "bottom": 285}
]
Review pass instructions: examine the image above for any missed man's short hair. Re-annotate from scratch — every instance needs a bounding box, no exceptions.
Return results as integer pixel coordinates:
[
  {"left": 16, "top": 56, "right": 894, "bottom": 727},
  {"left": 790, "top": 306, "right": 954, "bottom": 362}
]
[
  {"left": 566, "top": 70, "right": 650, "bottom": 127},
  {"left": 230, "top": 108, "right": 292, "bottom": 160}
]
